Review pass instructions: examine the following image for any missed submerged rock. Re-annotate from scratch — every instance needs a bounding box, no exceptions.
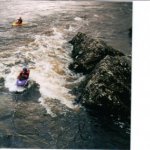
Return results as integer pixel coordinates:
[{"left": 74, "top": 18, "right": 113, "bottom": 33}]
[
  {"left": 0, "top": 77, "right": 5, "bottom": 90},
  {"left": 128, "top": 27, "right": 132, "bottom": 38},
  {"left": 69, "top": 32, "right": 131, "bottom": 122},
  {"left": 69, "top": 32, "right": 124, "bottom": 74},
  {"left": 0, "top": 77, "right": 4, "bottom": 85}
]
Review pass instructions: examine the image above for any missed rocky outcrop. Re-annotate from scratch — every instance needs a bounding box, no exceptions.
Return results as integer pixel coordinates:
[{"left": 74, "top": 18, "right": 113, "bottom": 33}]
[
  {"left": 81, "top": 55, "right": 131, "bottom": 121},
  {"left": 69, "top": 32, "right": 124, "bottom": 74},
  {"left": 69, "top": 32, "right": 131, "bottom": 122}
]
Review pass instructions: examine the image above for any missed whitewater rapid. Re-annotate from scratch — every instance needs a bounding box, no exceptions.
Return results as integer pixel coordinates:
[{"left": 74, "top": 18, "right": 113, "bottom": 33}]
[{"left": 1, "top": 27, "right": 85, "bottom": 116}]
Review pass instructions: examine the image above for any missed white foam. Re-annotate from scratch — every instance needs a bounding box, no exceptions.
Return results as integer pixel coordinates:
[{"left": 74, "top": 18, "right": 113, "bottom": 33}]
[
  {"left": 30, "top": 60, "right": 76, "bottom": 110},
  {"left": 94, "top": 14, "right": 99, "bottom": 17},
  {"left": 29, "top": 29, "right": 80, "bottom": 112},
  {"left": 74, "top": 17, "right": 83, "bottom": 21},
  {"left": 67, "top": 25, "right": 75, "bottom": 32},
  {"left": 5, "top": 66, "right": 25, "bottom": 92},
  {"left": 39, "top": 97, "right": 57, "bottom": 117}
]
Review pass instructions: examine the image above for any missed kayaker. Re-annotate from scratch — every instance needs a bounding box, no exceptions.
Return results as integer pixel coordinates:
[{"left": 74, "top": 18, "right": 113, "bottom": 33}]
[
  {"left": 18, "top": 67, "right": 30, "bottom": 80},
  {"left": 16, "top": 17, "right": 23, "bottom": 24}
]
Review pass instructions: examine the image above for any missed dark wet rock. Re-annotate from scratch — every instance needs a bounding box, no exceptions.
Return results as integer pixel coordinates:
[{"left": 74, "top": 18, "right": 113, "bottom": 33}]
[
  {"left": 27, "top": 80, "right": 40, "bottom": 91},
  {"left": 69, "top": 32, "right": 131, "bottom": 123},
  {"left": 5, "top": 69, "right": 11, "bottom": 74},
  {"left": 0, "top": 77, "right": 4, "bottom": 82},
  {"left": 0, "top": 77, "right": 4, "bottom": 86},
  {"left": 128, "top": 27, "right": 132, "bottom": 38},
  {"left": 69, "top": 32, "right": 124, "bottom": 74},
  {"left": 0, "top": 77, "right": 5, "bottom": 91},
  {"left": 81, "top": 55, "right": 131, "bottom": 121}
]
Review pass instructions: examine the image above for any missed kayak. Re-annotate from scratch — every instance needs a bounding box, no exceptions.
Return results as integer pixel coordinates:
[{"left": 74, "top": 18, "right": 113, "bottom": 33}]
[
  {"left": 12, "top": 22, "right": 27, "bottom": 27},
  {"left": 16, "top": 79, "right": 28, "bottom": 86}
]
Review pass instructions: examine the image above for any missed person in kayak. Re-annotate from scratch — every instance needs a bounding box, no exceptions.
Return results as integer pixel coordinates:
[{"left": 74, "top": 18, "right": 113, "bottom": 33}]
[
  {"left": 16, "top": 17, "right": 23, "bottom": 24},
  {"left": 17, "top": 67, "right": 30, "bottom": 80}
]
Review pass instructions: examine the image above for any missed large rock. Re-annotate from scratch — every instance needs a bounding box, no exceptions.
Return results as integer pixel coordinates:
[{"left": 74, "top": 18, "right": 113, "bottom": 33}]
[
  {"left": 81, "top": 55, "right": 131, "bottom": 121},
  {"left": 69, "top": 32, "right": 131, "bottom": 122},
  {"left": 69, "top": 32, "right": 124, "bottom": 74}
]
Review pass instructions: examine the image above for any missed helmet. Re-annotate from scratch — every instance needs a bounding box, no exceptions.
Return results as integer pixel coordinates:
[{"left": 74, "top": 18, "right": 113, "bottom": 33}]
[{"left": 23, "top": 67, "right": 27, "bottom": 72}]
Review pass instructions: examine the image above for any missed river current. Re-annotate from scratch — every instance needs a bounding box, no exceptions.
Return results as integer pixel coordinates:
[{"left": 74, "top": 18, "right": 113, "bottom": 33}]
[{"left": 0, "top": 0, "right": 132, "bottom": 148}]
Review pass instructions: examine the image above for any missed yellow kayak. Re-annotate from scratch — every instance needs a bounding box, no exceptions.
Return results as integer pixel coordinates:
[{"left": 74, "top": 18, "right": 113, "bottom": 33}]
[{"left": 12, "top": 22, "right": 28, "bottom": 27}]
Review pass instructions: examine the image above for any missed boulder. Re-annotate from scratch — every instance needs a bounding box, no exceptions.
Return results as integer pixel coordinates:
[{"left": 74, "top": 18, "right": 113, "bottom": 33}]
[
  {"left": 69, "top": 32, "right": 124, "bottom": 74},
  {"left": 81, "top": 55, "right": 131, "bottom": 121},
  {"left": 69, "top": 32, "right": 131, "bottom": 122}
]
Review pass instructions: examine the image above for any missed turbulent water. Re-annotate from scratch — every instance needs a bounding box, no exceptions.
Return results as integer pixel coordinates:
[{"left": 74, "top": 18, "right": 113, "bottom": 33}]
[{"left": 0, "top": 0, "right": 132, "bottom": 148}]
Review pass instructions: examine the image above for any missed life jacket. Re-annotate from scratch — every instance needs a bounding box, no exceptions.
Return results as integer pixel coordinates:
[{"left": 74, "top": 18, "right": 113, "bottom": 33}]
[{"left": 18, "top": 70, "right": 30, "bottom": 80}]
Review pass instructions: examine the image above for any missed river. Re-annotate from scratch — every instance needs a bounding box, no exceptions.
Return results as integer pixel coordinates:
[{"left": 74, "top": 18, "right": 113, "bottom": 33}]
[{"left": 0, "top": 0, "right": 132, "bottom": 148}]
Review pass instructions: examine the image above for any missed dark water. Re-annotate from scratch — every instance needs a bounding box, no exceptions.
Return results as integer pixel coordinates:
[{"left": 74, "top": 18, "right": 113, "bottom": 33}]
[{"left": 0, "top": 1, "right": 132, "bottom": 148}]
